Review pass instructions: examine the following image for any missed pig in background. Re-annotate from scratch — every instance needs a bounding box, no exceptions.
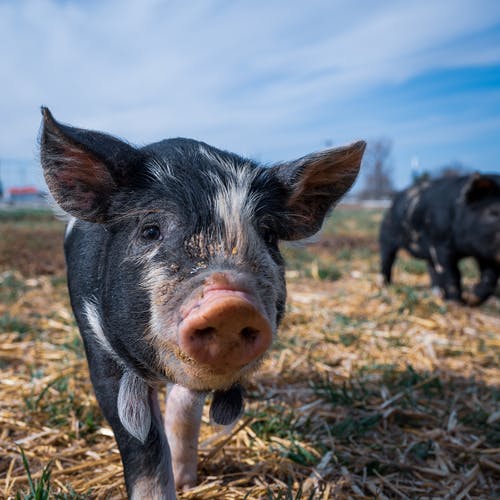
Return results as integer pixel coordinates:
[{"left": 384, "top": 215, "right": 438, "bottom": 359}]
[
  {"left": 39, "top": 107, "right": 365, "bottom": 499},
  {"left": 380, "top": 174, "right": 500, "bottom": 306}
]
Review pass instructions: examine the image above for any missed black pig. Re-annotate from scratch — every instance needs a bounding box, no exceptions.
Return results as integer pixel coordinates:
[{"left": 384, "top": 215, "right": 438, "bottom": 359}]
[
  {"left": 39, "top": 107, "right": 365, "bottom": 499},
  {"left": 380, "top": 174, "right": 500, "bottom": 305}
]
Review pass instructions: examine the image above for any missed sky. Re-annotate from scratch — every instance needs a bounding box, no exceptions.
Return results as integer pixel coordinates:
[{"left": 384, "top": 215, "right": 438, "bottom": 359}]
[{"left": 1, "top": 0, "right": 499, "bottom": 194}]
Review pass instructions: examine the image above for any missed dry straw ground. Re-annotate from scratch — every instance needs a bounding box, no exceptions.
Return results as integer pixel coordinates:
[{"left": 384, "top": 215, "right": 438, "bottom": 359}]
[{"left": 0, "top": 207, "right": 499, "bottom": 499}]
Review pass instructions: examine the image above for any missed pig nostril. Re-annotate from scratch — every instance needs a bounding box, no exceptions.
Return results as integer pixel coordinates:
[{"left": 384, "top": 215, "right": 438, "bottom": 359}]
[
  {"left": 240, "top": 327, "right": 260, "bottom": 342},
  {"left": 193, "top": 327, "right": 216, "bottom": 339}
]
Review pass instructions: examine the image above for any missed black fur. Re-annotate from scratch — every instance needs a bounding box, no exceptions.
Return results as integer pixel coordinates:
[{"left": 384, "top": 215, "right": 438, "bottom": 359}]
[
  {"left": 40, "top": 108, "right": 363, "bottom": 497},
  {"left": 380, "top": 174, "right": 500, "bottom": 305}
]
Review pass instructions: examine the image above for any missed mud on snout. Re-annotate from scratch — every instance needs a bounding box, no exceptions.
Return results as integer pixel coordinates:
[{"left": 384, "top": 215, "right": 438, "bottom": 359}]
[{"left": 145, "top": 269, "right": 277, "bottom": 391}]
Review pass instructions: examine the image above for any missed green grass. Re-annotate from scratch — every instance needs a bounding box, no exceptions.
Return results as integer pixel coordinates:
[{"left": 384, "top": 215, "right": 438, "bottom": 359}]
[
  {"left": 281, "top": 246, "right": 343, "bottom": 281},
  {"left": 15, "top": 447, "right": 92, "bottom": 499},
  {"left": 0, "top": 272, "right": 27, "bottom": 303},
  {"left": 0, "top": 208, "right": 55, "bottom": 222},
  {"left": 460, "top": 407, "right": 500, "bottom": 447},
  {"left": 323, "top": 207, "right": 384, "bottom": 238},
  {"left": 335, "top": 246, "right": 377, "bottom": 261},
  {"left": 458, "top": 257, "right": 480, "bottom": 280},
  {"left": 397, "top": 258, "right": 428, "bottom": 276},
  {"left": 248, "top": 405, "right": 301, "bottom": 440},
  {"left": 311, "top": 366, "right": 445, "bottom": 439},
  {"left": 273, "top": 440, "right": 318, "bottom": 466},
  {"left": 15, "top": 448, "right": 52, "bottom": 500},
  {"left": 24, "top": 375, "right": 69, "bottom": 412},
  {"left": 312, "top": 378, "right": 376, "bottom": 407},
  {"left": 0, "top": 313, "right": 31, "bottom": 334},
  {"left": 280, "top": 206, "right": 381, "bottom": 279},
  {"left": 395, "top": 255, "right": 480, "bottom": 281},
  {"left": 247, "top": 405, "right": 319, "bottom": 466},
  {"left": 408, "top": 440, "right": 436, "bottom": 461},
  {"left": 0, "top": 209, "right": 63, "bottom": 239},
  {"left": 393, "top": 284, "right": 420, "bottom": 313},
  {"left": 245, "top": 482, "right": 317, "bottom": 500},
  {"left": 61, "top": 334, "right": 85, "bottom": 358},
  {"left": 24, "top": 373, "right": 102, "bottom": 433},
  {"left": 329, "top": 413, "right": 382, "bottom": 440}
]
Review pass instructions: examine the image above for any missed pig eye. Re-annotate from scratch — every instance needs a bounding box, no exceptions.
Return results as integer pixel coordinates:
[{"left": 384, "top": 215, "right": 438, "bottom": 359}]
[{"left": 141, "top": 224, "right": 162, "bottom": 241}]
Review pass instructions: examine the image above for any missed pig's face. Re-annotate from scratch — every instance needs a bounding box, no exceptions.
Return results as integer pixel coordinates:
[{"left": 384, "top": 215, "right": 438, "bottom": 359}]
[
  {"left": 40, "top": 108, "right": 365, "bottom": 392},
  {"left": 459, "top": 175, "right": 500, "bottom": 264},
  {"left": 117, "top": 154, "right": 288, "bottom": 390}
]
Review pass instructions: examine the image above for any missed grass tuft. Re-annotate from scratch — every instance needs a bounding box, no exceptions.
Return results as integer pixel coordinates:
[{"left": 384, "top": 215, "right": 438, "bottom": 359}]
[{"left": 16, "top": 448, "right": 52, "bottom": 500}]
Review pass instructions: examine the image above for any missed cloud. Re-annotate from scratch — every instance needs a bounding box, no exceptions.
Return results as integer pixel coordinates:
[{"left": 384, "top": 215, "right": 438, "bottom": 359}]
[{"left": 1, "top": 0, "right": 499, "bottom": 189}]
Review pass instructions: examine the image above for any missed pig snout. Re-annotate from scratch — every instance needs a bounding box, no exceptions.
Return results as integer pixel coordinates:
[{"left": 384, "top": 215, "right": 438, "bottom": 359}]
[{"left": 178, "top": 285, "right": 272, "bottom": 372}]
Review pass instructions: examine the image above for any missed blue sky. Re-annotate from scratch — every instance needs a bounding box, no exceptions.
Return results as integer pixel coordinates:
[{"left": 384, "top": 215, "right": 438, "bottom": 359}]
[{"left": 1, "top": 0, "right": 499, "bottom": 193}]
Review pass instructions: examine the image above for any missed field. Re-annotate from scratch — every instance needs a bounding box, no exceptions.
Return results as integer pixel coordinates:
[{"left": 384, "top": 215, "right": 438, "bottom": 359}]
[{"left": 1, "top": 207, "right": 499, "bottom": 499}]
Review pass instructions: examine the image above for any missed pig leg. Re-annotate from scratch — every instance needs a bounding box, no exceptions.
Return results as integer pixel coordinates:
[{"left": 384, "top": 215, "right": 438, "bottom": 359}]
[
  {"left": 427, "top": 262, "right": 442, "bottom": 295},
  {"left": 429, "top": 245, "right": 462, "bottom": 301},
  {"left": 380, "top": 242, "right": 398, "bottom": 284},
  {"left": 165, "top": 385, "right": 206, "bottom": 490},
  {"left": 463, "top": 261, "right": 499, "bottom": 306},
  {"left": 83, "top": 340, "right": 176, "bottom": 499}
]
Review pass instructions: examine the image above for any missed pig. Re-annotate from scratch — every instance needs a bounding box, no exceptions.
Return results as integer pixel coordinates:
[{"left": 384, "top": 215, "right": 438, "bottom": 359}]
[
  {"left": 380, "top": 174, "right": 500, "bottom": 306},
  {"left": 39, "top": 107, "right": 365, "bottom": 499}
]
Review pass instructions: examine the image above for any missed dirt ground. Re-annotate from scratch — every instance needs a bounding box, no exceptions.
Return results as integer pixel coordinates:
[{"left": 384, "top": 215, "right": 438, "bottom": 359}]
[{"left": 0, "top": 207, "right": 499, "bottom": 499}]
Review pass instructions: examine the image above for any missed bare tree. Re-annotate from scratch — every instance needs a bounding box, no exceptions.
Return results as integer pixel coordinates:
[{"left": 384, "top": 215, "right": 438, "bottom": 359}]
[{"left": 358, "top": 138, "right": 394, "bottom": 199}]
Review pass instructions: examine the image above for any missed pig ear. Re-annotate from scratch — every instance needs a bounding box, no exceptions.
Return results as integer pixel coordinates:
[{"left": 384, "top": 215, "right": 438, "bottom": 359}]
[
  {"left": 271, "top": 141, "right": 365, "bottom": 240},
  {"left": 464, "top": 173, "right": 500, "bottom": 204},
  {"left": 40, "top": 107, "right": 145, "bottom": 222}
]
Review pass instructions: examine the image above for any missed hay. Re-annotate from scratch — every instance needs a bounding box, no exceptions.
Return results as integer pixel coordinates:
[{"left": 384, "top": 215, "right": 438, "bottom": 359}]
[{"left": 1, "top": 209, "right": 499, "bottom": 498}]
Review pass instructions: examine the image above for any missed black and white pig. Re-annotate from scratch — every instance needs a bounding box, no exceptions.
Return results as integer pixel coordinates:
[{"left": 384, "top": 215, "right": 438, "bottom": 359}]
[
  {"left": 39, "top": 107, "right": 365, "bottom": 498},
  {"left": 380, "top": 174, "right": 500, "bottom": 306}
]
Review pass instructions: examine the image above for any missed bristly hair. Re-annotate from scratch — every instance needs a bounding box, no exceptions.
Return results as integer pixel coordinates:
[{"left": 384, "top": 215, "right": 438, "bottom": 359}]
[
  {"left": 117, "top": 370, "right": 152, "bottom": 443},
  {"left": 83, "top": 298, "right": 125, "bottom": 367}
]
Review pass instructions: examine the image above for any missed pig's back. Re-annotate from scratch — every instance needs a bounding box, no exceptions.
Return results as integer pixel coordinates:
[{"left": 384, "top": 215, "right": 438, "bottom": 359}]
[{"left": 397, "top": 177, "right": 468, "bottom": 239}]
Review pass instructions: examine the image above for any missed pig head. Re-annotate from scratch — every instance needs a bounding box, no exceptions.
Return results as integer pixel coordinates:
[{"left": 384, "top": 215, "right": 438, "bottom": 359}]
[{"left": 40, "top": 107, "right": 365, "bottom": 498}]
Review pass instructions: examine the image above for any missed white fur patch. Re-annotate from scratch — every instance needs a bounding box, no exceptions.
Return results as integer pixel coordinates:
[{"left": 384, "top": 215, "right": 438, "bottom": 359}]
[
  {"left": 83, "top": 299, "right": 124, "bottom": 366},
  {"left": 84, "top": 301, "right": 152, "bottom": 441},
  {"left": 145, "top": 156, "right": 174, "bottom": 184},
  {"left": 65, "top": 217, "right": 76, "bottom": 239},
  {"left": 198, "top": 144, "right": 239, "bottom": 172},
  {"left": 215, "top": 172, "right": 259, "bottom": 254},
  {"left": 118, "top": 370, "right": 152, "bottom": 443},
  {"left": 429, "top": 246, "right": 444, "bottom": 274},
  {"left": 199, "top": 146, "right": 258, "bottom": 238}
]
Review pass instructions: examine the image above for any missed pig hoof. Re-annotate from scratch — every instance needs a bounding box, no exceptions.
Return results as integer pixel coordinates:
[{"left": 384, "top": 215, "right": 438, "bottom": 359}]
[
  {"left": 177, "top": 477, "right": 196, "bottom": 491},
  {"left": 462, "top": 292, "right": 481, "bottom": 307}
]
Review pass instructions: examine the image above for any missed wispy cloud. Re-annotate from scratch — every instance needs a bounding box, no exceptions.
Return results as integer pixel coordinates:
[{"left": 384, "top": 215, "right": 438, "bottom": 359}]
[{"left": 1, "top": 0, "right": 499, "bottom": 189}]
